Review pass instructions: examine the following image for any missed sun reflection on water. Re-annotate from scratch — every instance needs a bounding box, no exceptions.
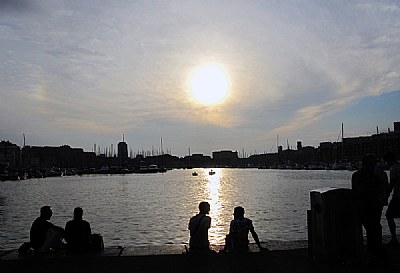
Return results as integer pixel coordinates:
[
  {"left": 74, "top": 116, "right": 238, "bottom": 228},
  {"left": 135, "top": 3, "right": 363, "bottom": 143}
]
[{"left": 203, "top": 168, "right": 226, "bottom": 245}]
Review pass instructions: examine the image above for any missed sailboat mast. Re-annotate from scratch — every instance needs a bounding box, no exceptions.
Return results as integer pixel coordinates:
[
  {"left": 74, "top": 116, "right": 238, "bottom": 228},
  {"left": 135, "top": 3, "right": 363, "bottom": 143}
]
[
  {"left": 341, "top": 123, "right": 344, "bottom": 160},
  {"left": 276, "top": 134, "right": 280, "bottom": 163}
]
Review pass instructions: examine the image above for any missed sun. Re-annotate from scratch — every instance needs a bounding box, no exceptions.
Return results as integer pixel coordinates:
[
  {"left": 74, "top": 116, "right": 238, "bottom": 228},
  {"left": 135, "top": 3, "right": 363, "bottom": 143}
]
[{"left": 189, "top": 63, "right": 229, "bottom": 105}]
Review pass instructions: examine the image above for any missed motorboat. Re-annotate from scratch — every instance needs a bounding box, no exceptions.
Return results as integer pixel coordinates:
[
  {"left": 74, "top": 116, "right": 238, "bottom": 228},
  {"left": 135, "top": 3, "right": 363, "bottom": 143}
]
[{"left": 133, "top": 164, "right": 166, "bottom": 174}]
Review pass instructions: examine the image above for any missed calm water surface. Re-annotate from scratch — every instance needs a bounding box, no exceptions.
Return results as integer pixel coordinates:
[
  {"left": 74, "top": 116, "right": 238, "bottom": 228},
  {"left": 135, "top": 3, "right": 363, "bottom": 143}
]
[{"left": 0, "top": 169, "right": 361, "bottom": 249}]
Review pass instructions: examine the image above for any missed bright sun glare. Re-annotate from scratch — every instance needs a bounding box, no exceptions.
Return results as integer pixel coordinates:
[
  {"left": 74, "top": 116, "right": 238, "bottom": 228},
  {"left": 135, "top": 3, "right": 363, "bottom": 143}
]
[{"left": 190, "top": 64, "right": 229, "bottom": 105}]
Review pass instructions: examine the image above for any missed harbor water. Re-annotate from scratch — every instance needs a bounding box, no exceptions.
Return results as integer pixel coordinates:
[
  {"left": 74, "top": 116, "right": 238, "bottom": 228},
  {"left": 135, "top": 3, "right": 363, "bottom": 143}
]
[{"left": 0, "top": 168, "right": 393, "bottom": 250}]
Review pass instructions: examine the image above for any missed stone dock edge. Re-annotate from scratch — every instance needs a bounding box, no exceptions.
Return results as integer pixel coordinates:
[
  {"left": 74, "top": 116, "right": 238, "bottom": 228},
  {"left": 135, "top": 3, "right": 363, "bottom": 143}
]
[{"left": 1, "top": 239, "right": 400, "bottom": 273}]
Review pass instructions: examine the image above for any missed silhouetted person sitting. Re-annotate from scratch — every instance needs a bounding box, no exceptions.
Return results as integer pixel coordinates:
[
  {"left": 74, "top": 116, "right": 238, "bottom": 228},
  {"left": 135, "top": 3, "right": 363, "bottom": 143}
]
[
  {"left": 352, "top": 154, "right": 389, "bottom": 264},
  {"left": 65, "top": 207, "right": 92, "bottom": 253},
  {"left": 227, "top": 206, "right": 266, "bottom": 252},
  {"left": 30, "top": 206, "right": 65, "bottom": 253},
  {"left": 188, "top": 201, "right": 211, "bottom": 253}
]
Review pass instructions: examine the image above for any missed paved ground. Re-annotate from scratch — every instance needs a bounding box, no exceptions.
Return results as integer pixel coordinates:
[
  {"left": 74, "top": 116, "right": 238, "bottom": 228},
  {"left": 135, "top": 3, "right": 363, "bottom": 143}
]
[{"left": 1, "top": 240, "right": 399, "bottom": 273}]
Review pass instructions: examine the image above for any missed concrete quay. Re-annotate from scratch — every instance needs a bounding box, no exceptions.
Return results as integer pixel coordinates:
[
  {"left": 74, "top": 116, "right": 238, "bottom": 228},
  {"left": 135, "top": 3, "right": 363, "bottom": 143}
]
[{"left": 1, "top": 240, "right": 399, "bottom": 273}]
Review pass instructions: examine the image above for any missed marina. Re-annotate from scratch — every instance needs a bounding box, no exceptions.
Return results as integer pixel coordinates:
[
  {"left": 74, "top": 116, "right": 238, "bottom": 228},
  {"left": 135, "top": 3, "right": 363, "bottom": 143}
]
[{"left": 0, "top": 168, "right": 386, "bottom": 251}]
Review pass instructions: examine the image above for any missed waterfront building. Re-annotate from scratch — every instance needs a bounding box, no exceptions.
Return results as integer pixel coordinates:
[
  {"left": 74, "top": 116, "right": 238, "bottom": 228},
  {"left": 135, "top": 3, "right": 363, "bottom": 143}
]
[
  {"left": 0, "top": 141, "right": 21, "bottom": 171},
  {"left": 319, "top": 121, "right": 400, "bottom": 162},
  {"left": 118, "top": 141, "right": 128, "bottom": 166},
  {"left": 212, "top": 150, "right": 239, "bottom": 167},
  {"left": 184, "top": 153, "right": 212, "bottom": 168},
  {"left": 297, "top": 141, "right": 303, "bottom": 150},
  {"left": 21, "top": 145, "right": 90, "bottom": 170}
]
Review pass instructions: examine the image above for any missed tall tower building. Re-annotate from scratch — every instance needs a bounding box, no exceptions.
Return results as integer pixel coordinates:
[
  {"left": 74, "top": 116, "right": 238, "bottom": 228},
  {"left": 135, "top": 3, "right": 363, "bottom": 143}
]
[
  {"left": 118, "top": 135, "right": 128, "bottom": 166},
  {"left": 118, "top": 141, "right": 128, "bottom": 159},
  {"left": 297, "top": 141, "right": 302, "bottom": 150}
]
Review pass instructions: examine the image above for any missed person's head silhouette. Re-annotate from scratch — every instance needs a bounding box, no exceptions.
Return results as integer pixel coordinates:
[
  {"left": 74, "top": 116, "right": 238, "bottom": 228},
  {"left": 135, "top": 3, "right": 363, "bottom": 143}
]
[
  {"left": 199, "top": 201, "right": 210, "bottom": 214},
  {"left": 40, "top": 206, "right": 52, "bottom": 220},
  {"left": 233, "top": 206, "right": 245, "bottom": 219},
  {"left": 383, "top": 152, "right": 397, "bottom": 166},
  {"left": 362, "top": 153, "right": 377, "bottom": 172},
  {"left": 73, "top": 207, "right": 83, "bottom": 220}
]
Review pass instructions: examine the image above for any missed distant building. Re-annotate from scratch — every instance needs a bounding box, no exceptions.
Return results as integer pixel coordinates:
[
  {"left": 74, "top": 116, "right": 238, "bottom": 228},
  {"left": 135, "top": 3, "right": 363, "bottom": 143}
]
[
  {"left": 118, "top": 141, "right": 128, "bottom": 166},
  {"left": 0, "top": 140, "right": 20, "bottom": 170},
  {"left": 343, "top": 130, "right": 400, "bottom": 161},
  {"left": 247, "top": 153, "right": 278, "bottom": 167},
  {"left": 185, "top": 153, "right": 212, "bottom": 167},
  {"left": 394, "top": 121, "right": 400, "bottom": 133},
  {"left": 212, "top": 150, "right": 239, "bottom": 167},
  {"left": 319, "top": 142, "right": 341, "bottom": 162},
  {"left": 21, "top": 145, "right": 87, "bottom": 170},
  {"left": 320, "top": 121, "right": 400, "bottom": 162}
]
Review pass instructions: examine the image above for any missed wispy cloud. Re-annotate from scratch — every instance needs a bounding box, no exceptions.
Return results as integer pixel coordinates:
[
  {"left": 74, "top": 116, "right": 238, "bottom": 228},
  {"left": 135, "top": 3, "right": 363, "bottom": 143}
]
[{"left": 1, "top": 1, "right": 400, "bottom": 155}]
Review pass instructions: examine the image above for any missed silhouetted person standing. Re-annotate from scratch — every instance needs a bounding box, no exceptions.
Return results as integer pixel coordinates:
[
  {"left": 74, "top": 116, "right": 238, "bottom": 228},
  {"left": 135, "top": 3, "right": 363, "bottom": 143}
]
[
  {"left": 383, "top": 152, "right": 400, "bottom": 246},
  {"left": 65, "top": 207, "right": 92, "bottom": 253},
  {"left": 188, "top": 201, "right": 211, "bottom": 253},
  {"left": 228, "top": 206, "right": 265, "bottom": 252},
  {"left": 30, "top": 206, "right": 65, "bottom": 252},
  {"left": 352, "top": 154, "right": 389, "bottom": 264}
]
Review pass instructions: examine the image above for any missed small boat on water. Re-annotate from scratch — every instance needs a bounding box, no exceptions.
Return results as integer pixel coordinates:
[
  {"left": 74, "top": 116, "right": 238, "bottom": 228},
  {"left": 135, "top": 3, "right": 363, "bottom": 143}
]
[
  {"left": 209, "top": 170, "right": 215, "bottom": 175},
  {"left": 133, "top": 164, "right": 167, "bottom": 174},
  {"left": 192, "top": 171, "right": 198, "bottom": 176}
]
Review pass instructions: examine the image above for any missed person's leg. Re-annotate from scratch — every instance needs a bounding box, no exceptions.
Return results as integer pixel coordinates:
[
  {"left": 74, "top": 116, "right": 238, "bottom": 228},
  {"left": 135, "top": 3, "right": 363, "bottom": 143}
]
[
  {"left": 370, "top": 206, "right": 390, "bottom": 264},
  {"left": 386, "top": 199, "right": 399, "bottom": 244},
  {"left": 387, "top": 216, "right": 397, "bottom": 242},
  {"left": 364, "top": 206, "right": 386, "bottom": 262}
]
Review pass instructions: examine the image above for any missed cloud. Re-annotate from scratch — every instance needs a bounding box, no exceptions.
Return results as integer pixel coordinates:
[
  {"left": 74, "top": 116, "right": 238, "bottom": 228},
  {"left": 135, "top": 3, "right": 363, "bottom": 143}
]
[
  {"left": 1, "top": 1, "right": 400, "bottom": 155},
  {"left": 271, "top": 97, "right": 356, "bottom": 136},
  {"left": 0, "top": 0, "right": 35, "bottom": 12}
]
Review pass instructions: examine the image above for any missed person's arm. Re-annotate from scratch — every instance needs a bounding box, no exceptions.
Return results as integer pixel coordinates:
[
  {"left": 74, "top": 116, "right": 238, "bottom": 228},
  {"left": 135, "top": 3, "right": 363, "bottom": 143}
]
[
  {"left": 64, "top": 222, "right": 70, "bottom": 242},
  {"left": 384, "top": 171, "right": 391, "bottom": 201},
  {"left": 388, "top": 167, "right": 397, "bottom": 194},
  {"left": 51, "top": 222, "right": 65, "bottom": 236},
  {"left": 250, "top": 229, "right": 263, "bottom": 250},
  {"left": 188, "top": 218, "right": 192, "bottom": 233}
]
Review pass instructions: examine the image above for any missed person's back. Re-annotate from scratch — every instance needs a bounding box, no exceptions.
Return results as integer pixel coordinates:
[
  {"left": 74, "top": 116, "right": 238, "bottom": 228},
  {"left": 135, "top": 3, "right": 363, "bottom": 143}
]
[
  {"left": 30, "top": 206, "right": 64, "bottom": 252},
  {"left": 65, "top": 207, "right": 91, "bottom": 253},
  {"left": 188, "top": 201, "right": 211, "bottom": 252},
  {"left": 228, "top": 206, "right": 264, "bottom": 252},
  {"left": 30, "top": 214, "right": 54, "bottom": 250},
  {"left": 230, "top": 217, "right": 253, "bottom": 250},
  {"left": 352, "top": 169, "right": 379, "bottom": 205},
  {"left": 352, "top": 156, "right": 389, "bottom": 209}
]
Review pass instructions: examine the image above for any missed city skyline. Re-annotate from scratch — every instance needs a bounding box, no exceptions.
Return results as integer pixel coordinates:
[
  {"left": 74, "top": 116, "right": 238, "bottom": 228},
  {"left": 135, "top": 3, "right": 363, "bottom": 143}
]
[
  {"left": 3, "top": 120, "right": 399, "bottom": 159},
  {"left": 1, "top": 1, "right": 400, "bottom": 157}
]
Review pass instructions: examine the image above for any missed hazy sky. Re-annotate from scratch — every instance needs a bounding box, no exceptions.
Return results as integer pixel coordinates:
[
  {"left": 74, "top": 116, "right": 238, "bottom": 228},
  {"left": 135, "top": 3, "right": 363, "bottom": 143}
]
[{"left": 1, "top": 0, "right": 399, "bottom": 157}]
